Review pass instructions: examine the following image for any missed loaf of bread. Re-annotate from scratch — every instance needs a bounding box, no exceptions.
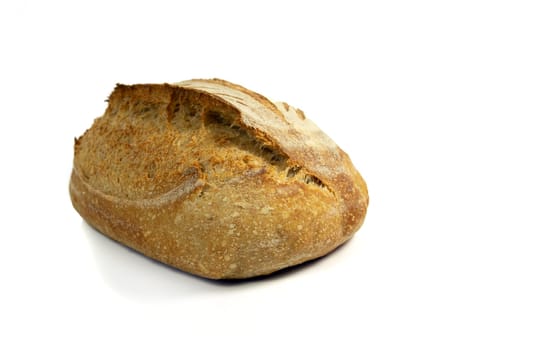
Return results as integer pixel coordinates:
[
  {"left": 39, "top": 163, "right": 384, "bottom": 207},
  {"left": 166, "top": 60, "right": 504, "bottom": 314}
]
[{"left": 70, "top": 79, "right": 369, "bottom": 279}]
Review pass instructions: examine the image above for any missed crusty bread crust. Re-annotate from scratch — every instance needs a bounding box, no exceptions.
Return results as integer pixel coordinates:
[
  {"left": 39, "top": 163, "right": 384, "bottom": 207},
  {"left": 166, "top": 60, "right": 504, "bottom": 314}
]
[{"left": 70, "top": 79, "right": 369, "bottom": 279}]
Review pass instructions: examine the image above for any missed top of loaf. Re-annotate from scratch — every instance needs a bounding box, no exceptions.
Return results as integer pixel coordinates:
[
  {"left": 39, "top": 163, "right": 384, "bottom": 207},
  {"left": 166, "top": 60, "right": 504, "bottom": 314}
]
[
  {"left": 175, "top": 79, "right": 341, "bottom": 179},
  {"left": 74, "top": 79, "right": 368, "bottom": 233}
]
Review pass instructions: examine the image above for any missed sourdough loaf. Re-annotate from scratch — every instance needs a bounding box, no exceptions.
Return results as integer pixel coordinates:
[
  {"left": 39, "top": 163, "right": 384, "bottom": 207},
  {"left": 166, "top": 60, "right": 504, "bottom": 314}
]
[{"left": 70, "top": 79, "right": 369, "bottom": 279}]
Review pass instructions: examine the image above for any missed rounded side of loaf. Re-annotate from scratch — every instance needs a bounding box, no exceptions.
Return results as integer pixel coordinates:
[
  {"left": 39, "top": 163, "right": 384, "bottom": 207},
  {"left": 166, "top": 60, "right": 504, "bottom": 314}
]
[{"left": 70, "top": 79, "right": 369, "bottom": 279}]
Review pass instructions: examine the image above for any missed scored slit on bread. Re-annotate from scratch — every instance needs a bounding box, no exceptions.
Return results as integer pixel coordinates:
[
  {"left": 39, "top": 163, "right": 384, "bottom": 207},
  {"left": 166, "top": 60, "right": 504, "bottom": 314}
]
[{"left": 75, "top": 84, "right": 330, "bottom": 198}]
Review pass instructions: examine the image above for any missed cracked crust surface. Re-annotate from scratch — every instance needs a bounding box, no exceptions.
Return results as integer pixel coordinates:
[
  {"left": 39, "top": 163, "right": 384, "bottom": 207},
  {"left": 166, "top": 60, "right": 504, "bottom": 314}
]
[{"left": 70, "top": 79, "right": 369, "bottom": 279}]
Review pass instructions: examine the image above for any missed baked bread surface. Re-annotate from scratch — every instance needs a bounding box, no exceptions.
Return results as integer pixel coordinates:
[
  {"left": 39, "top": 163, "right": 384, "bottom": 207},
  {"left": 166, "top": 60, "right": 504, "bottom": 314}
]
[{"left": 70, "top": 79, "right": 369, "bottom": 279}]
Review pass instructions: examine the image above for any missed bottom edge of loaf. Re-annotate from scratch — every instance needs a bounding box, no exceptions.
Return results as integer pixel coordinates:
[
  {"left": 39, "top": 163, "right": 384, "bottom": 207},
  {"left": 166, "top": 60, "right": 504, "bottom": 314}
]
[{"left": 82, "top": 218, "right": 354, "bottom": 280}]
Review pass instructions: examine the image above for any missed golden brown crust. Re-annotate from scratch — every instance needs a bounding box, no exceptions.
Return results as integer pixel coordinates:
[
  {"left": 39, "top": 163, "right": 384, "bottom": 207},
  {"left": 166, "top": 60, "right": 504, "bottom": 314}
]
[{"left": 70, "top": 79, "right": 369, "bottom": 279}]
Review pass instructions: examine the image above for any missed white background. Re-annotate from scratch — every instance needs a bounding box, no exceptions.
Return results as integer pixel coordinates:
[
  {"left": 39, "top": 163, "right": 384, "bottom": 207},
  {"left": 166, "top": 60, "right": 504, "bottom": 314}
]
[{"left": 1, "top": 0, "right": 549, "bottom": 349}]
